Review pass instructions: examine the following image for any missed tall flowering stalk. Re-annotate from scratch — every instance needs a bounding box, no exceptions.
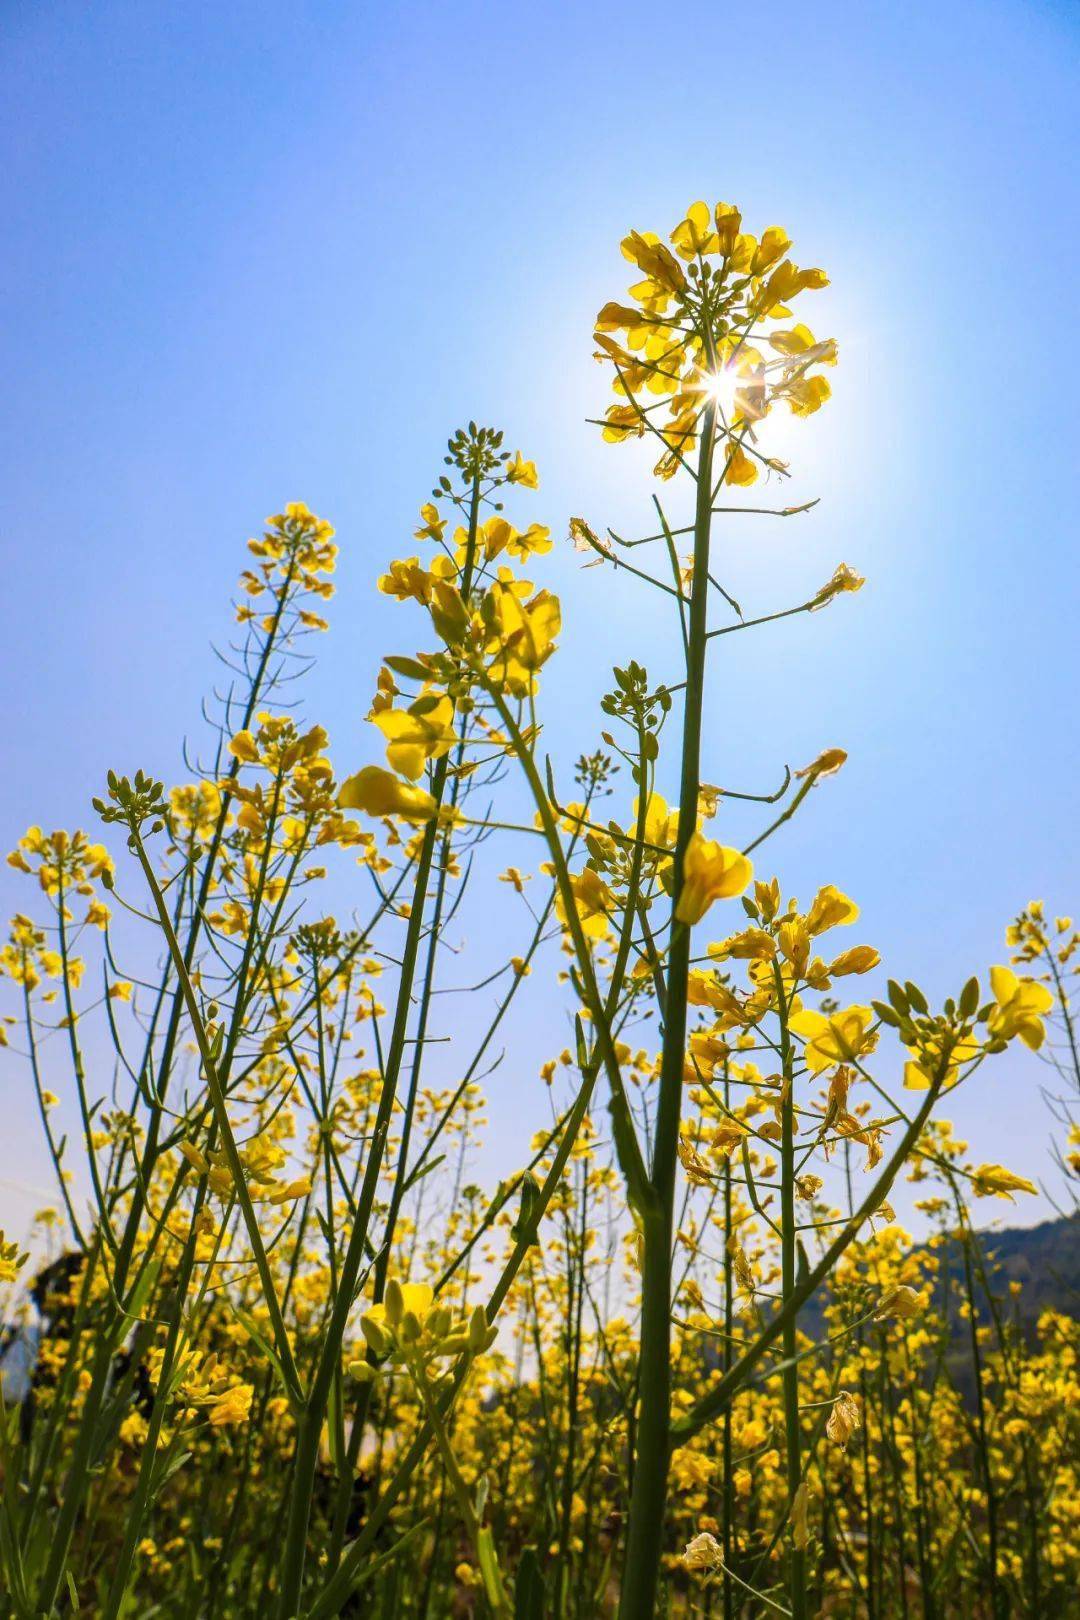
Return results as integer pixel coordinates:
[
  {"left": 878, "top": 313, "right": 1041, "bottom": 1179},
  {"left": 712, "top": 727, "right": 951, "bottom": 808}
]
[
  {"left": 572, "top": 203, "right": 1050, "bottom": 1618},
  {"left": 586, "top": 200, "right": 842, "bottom": 1616}
]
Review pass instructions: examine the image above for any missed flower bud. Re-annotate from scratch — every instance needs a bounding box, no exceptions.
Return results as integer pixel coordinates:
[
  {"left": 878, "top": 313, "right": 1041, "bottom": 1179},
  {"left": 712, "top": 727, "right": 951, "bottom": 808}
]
[
  {"left": 468, "top": 1305, "right": 489, "bottom": 1351},
  {"left": 360, "top": 1315, "right": 388, "bottom": 1357},
  {"left": 430, "top": 1306, "right": 452, "bottom": 1341}
]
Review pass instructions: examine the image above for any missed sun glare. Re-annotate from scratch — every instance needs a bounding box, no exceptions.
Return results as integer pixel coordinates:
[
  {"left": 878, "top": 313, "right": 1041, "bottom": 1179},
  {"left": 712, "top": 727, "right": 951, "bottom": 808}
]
[{"left": 703, "top": 366, "right": 741, "bottom": 418}]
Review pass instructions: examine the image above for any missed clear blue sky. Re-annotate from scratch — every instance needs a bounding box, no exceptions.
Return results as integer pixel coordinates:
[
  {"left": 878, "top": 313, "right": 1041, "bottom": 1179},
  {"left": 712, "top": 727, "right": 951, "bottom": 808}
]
[{"left": 1, "top": 0, "right": 1078, "bottom": 1235}]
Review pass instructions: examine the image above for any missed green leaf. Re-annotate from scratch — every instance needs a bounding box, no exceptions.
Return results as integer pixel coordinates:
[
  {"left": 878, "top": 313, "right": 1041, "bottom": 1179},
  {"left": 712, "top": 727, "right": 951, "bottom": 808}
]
[
  {"left": 573, "top": 1013, "right": 590, "bottom": 1072},
  {"left": 477, "top": 1525, "right": 510, "bottom": 1613},
  {"left": 150, "top": 1448, "right": 192, "bottom": 1498},
  {"left": 228, "top": 1302, "right": 297, "bottom": 1408},
  {"left": 510, "top": 1174, "right": 541, "bottom": 1248},
  {"left": 401, "top": 1152, "right": 446, "bottom": 1197},
  {"left": 111, "top": 1259, "right": 162, "bottom": 1345},
  {"left": 608, "top": 1089, "right": 649, "bottom": 1221},
  {"left": 514, "top": 1547, "right": 547, "bottom": 1620},
  {"left": 310, "top": 1519, "right": 430, "bottom": 1616}
]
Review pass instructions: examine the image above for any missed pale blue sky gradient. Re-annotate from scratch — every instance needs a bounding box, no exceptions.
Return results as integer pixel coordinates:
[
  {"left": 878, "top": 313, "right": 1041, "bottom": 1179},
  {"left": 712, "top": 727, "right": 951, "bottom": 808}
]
[{"left": 1, "top": 0, "right": 1078, "bottom": 1235}]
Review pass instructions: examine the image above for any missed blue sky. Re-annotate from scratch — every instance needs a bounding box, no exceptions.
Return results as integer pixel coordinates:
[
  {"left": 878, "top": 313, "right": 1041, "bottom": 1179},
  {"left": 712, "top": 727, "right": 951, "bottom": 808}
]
[{"left": 1, "top": 0, "right": 1078, "bottom": 1237}]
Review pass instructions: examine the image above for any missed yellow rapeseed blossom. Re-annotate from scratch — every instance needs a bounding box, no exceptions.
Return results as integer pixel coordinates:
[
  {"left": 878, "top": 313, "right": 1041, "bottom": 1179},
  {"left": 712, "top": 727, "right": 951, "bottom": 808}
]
[
  {"left": 207, "top": 1383, "right": 254, "bottom": 1427},
  {"left": 683, "top": 1531, "right": 722, "bottom": 1571},
  {"left": 338, "top": 766, "right": 438, "bottom": 824},
  {"left": 789, "top": 1005, "right": 877, "bottom": 1072},
  {"left": 986, "top": 964, "right": 1053, "bottom": 1050},
  {"left": 372, "top": 696, "right": 458, "bottom": 780},
  {"left": 826, "top": 1389, "right": 863, "bottom": 1450},
  {"left": 676, "top": 834, "right": 753, "bottom": 924},
  {"left": 505, "top": 451, "right": 539, "bottom": 488},
  {"left": 969, "top": 1163, "right": 1039, "bottom": 1201}
]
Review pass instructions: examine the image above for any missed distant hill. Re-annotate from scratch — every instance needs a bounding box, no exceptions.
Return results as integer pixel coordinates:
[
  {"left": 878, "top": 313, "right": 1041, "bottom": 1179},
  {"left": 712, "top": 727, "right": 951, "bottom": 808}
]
[
  {"left": 931, "top": 1209, "right": 1080, "bottom": 1400},
  {"left": 792, "top": 1210, "right": 1079, "bottom": 1402},
  {"left": 960, "top": 1207, "right": 1080, "bottom": 1323},
  {"left": 906, "top": 1209, "right": 1078, "bottom": 1403}
]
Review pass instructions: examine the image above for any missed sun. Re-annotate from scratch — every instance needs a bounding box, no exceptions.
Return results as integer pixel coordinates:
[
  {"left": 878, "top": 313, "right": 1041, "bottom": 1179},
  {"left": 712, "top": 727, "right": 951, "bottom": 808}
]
[{"left": 702, "top": 366, "right": 743, "bottom": 419}]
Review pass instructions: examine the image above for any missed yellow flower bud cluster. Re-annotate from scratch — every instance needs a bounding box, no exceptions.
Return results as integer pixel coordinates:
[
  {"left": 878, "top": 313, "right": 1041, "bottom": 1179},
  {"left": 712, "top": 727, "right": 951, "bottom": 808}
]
[
  {"left": 177, "top": 1139, "right": 310, "bottom": 1208},
  {"left": 350, "top": 1280, "right": 496, "bottom": 1380},
  {"left": 594, "top": 201, "right": 835, "bottom": 481},
  {"left": 0, "top": 1230, "right": 29, "bottom": 1285},
  {"left": 7, "top": 826, "right": 114, "bottom": 898},
  {"left": 237, "top": 502, "right": 337, "bottom": 632}
]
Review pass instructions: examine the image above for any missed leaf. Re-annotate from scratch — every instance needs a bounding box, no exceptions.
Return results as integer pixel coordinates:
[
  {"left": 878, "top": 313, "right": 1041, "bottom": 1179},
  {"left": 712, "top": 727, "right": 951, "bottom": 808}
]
[
  {"left": 150, "top": 1448, "right": 192, "bottom": 1497},
  {"left": 510, "top": 1175, "right": 542, "bottom": 1248},
  {"left": 486, "top": 1178, "right": 512, "bottom": 1218},
  {"left": 608, "top": 1088, "right": 650, "bottom": 1221},
  {"left": 514, "top": 1546, "right": 547, "bottom": 1620},
  {"left": 477, "top": 1525, "right": 509, "bottom": 1612},
  {"left": 401, "top": 1153, "right": 446, "bottom": 1197},
  {"left": 227, "top": 1302, "right": 297, "bottom": 1408},
  {"left": 111, "top": 1259, "right": 162, "bottom": 1345},
  {"left": 573, "top": 1013, "right": 590, "bottom": 1073},
  {"left": 312, "top": 1519, "right": 430, "bottom": 1614}
]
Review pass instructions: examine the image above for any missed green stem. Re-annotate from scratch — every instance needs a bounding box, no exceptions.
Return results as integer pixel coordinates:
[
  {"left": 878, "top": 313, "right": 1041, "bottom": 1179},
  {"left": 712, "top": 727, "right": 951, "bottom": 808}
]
[
  {"left": 305, "top": 1066, "right": 598, "bottom": 1620},
  {"left": 275, "top": 468, "right": 485, "bottom": 1616},
  {"left": 673, "top": 1060, "right": 951, "bottom": 1444},
  {"left": 131, "top": 832, "right": 302, "bottom": 1400},
  {"left": 618, "top": 399, "right": 717, "bottom": 1620},
  {"left": 34, "top": 569, "right": 301, "bottom": 1619},
  {"left": 414, "top": 1361, "right": 512, "bottom": 1618},
  {"left": 776, "top": 970, "right": 807, "bottom": 1620}
]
